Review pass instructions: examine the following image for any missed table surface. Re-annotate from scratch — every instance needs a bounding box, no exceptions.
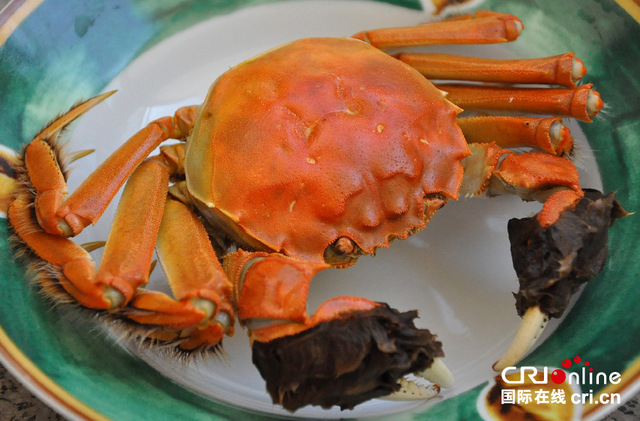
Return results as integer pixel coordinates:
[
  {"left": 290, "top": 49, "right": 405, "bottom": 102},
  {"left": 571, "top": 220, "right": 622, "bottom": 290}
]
[{"left": 0, "top": 0, "right": 639, "bottom": 420}]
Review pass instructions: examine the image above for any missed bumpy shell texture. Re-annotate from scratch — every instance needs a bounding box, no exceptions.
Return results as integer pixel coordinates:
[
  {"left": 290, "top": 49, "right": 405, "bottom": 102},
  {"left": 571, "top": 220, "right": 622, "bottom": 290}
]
[{"left": 186, "top": 37, "right": 470, "bottom": 262}]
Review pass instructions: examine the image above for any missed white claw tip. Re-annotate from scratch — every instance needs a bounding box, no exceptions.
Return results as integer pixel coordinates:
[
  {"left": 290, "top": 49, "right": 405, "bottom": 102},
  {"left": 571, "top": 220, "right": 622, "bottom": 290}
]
[
  {"left": 382, "top": 378, "right": 441, "bottom": 401},
  {"left": 419, "top": 357, "right": 454, "bottom": 389},
  {"left": 493, "top": 306, "right": 549, "bottom": 372}
]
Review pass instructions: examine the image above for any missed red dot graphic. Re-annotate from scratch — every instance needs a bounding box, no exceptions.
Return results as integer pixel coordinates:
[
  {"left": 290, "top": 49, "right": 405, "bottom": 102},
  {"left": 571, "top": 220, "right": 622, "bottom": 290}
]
[
  {"left": 562, "top": 359, "right": 572, "bottom": 369},
  {"left": 574, "top": 356, "right": 581, "bottom": 363},
  {"left": 585, "top": 361, "right": 590, "bottom": 366},
  {"left": 551, "top": 369, "right": 566, "bottom": 384},
  {"left": 590, "top": 368, "right": 593, "bottom": 371}
]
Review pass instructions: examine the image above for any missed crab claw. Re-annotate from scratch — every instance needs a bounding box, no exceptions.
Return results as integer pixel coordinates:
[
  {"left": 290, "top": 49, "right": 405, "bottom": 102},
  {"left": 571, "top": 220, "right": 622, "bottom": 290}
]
[
  {"left": 418, "top": 356, "right": 455, "bottom": 389},
  {"left": 493, "top": 306, "right": 549, "bottom": 371},
  {"left": 494, "top": 189, "right": 628, "bottom": 371},
  {"left": 382, "top": 378, "right": 441, "bottom": 401},
  {"left": 250, "top": 300, "right": 446, "bottom": 410},
  {"left": 226, "top": 250, "right": 449, "bottom": 411},
  {"left": 383, "top": 357, "right": 454, "bottom": 401}
]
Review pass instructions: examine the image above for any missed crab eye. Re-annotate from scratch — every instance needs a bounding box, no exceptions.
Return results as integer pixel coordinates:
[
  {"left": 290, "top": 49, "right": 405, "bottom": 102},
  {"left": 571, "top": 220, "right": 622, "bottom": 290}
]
[
  {"left": 323, "top": 237, "right": 362, "bottom": 267},
  {"left": 334, "top": 237, "right": 355, "bottom": 255}
]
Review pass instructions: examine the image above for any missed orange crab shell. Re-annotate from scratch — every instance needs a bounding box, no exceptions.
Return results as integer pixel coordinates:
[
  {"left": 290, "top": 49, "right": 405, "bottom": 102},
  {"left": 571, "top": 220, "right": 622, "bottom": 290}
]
[{"left": 185, "top": 37, "right": 471, "bottom": 263}]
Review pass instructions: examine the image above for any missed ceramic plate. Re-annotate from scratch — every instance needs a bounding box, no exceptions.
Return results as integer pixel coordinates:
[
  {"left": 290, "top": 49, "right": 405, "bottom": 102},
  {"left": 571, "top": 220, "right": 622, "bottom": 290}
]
[{"left": 0, "top": 0, "right": 639, "bottom": 420}]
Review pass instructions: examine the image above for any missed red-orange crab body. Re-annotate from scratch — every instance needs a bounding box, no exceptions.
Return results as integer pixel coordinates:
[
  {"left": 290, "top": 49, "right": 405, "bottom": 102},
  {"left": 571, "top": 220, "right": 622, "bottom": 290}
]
[{"left": 186, "top": 37, "right": 470, "bottom": 262}]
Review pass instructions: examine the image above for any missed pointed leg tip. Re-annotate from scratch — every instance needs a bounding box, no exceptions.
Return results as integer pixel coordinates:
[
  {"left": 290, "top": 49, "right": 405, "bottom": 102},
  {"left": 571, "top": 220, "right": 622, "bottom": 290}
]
[
  {"left": 100, "top": 89, "right": 118, "bottom": 99},
  {"left": 83, "top": 90, "right": 117, "bottom": 108},
  {"left": 80, "top": 240, "right": 106, "bottom": 252},
  {"left": 67, "top": 149, "right": 96, "bottom": 164}
]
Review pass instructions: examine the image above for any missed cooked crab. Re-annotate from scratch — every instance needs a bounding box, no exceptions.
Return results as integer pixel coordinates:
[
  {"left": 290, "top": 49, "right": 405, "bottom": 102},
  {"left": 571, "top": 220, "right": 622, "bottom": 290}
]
[{"left": 7, "top": 10, "right": 626, "bottom": 412}]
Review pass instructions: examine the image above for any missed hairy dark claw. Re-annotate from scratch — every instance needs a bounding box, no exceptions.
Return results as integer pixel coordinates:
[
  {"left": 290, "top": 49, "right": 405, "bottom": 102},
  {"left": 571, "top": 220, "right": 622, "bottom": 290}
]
[
  {"left": 251, "top": 304, "right": 443, "bottom": 411},
  {"left": 508, "top": 189, "right": 628, "bottom": 318}
]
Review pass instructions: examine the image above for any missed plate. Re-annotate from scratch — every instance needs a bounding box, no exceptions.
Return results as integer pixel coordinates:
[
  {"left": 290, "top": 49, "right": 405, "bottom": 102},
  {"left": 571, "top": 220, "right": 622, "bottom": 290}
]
[{"left": 0, "top": 0, "right": 639, "bottom": 420}]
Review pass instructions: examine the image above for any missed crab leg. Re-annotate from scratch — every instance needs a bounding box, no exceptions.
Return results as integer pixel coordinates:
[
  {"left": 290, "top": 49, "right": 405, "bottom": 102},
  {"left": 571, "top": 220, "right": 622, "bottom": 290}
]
[
  {"left": 457, "top": 116, "right": 573, "bottom": 156},
  {"left": 121, "top": 197, "right": 235, "bottom": 352},
  {"left": 12, "top": 134, "right": 234, "bottom": 352},
  {"left": 23, "top": 92, "right": 197, "bottom": 238},
  {"left": 224, "top": 250, "right": 452, "bottom": 410},
  {"left": 9, "top": 154, "right": 169, "bottom": 309},
  {"left": 437, "top": 9, "right": 514, "bottom": 21},
  {"left": 435, "top": 83, "right": 603, "bottom": 122},
  {"left": 352, "top": 11, "right": 522, "bottom": 49},
  {"left": 460, "top": 145, "right": 568, "bottom": 368},
  {"left": 11, "top": 96, "right": 195, "bottom": 305},
  {"left": 394, "top": 52, "right": 585, "bottom": 87},
  {"left": 9, "top": 192, "right": 114, "bottom": 308},
  {"left": 460, "top": 144, "right": 627, "bottom": 369},
  {"left": 94, "top": 159, "right": 172, "bottom": 307},
  {"left": 460, "top": 143, "right": 583, "bottom": 220}
]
